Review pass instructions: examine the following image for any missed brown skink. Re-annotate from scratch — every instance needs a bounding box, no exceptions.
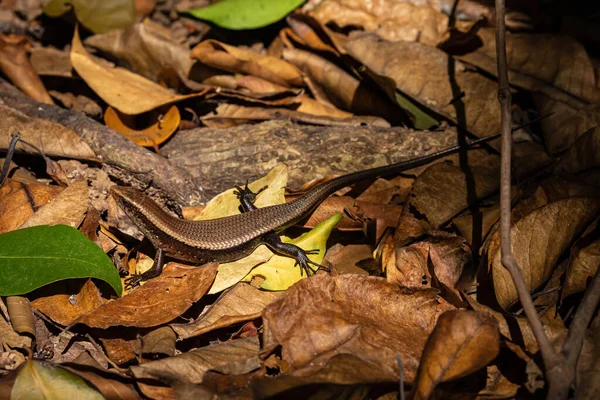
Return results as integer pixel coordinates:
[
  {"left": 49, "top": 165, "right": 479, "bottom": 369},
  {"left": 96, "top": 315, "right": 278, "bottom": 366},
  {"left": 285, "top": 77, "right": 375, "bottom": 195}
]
[{"left": 111, "top": 134, "right": 499, "bottom": 285}]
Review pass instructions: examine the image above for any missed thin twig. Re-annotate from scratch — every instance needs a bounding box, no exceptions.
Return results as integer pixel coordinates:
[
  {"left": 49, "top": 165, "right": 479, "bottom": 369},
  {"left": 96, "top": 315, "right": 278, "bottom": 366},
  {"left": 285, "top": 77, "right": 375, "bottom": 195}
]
[{"left": 0, "top": 132, "right": 20, "bottom": 187}]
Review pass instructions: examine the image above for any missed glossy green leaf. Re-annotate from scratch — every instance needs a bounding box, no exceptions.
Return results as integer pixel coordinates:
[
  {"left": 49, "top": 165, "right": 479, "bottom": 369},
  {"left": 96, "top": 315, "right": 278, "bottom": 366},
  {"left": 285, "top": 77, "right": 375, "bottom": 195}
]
[
  {"left": 0, "top": 225, "right": 122, "bottom": 296},
  {"left": 186, "top": 0, "right": 305, "bottom": 30},
  {"left": 12, "top": 359, "right": 104, "bottom": 400},
  {"left": 243, "top": 213, "right": 342, "bottom": 290}
]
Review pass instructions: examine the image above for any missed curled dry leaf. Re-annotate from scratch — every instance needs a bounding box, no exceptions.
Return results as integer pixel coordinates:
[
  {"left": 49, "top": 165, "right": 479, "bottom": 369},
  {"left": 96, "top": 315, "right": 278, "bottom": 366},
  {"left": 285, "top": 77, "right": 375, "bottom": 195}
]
[
  {"left": 171, "top": 283, "right": 280, "bottom": 340},
  {"left": 488, "top": 197, "right": 600, "bottom": 310},
  {"left": 285, "top": 14, "right": 339, "bottom": 56},
  {"left": 191, "top": 39, "right": 304, "bottom": 87},
  {"left": 533, "top": 92, "right": 599, "bottom": 155},
  {"left": 74, "top": 263, "right": 218, "bottom": 328},
  {"left": 343, "top": 32, "right": 500, "bottom": 137},
  {"left": 554, "top": 127, "right": 600, "bottom": 176},
  {"left": 6, "top": 296, "right": 35, "bottom": 337},
  {"left": 282, "top": 47, "right": 405, "bottom": 123},
  {"left": 413, "top": 310, "right": 500, "bottom": 400},
  {"left": 85, "top": 21, "right": 203, "bottom": 90},
  {"left": 408, "top": 155, "right": 500, "bottom": 227},
  {"left": 387, "top": 235, "right": 472, "bottom": 306},
  {"left": 31, "top": 279, "right": 106, "bottom": 327},
  {"left": 141, "top": 326, "right": 176, "bottom": 357},
  {"left": 0, "top": 179, "right": 63, "bottom": 234},
  {"left": 0, "top": 314, "right": 32, "bottom": 351},
  {"left": 0, "top": 105, "right": 96, "bottom": 160},
  {"left": 19, "top": 180, "right": 89, "bottom": 229},
  {"left": 70, "top": 28, "right": 205, "bottom": 115},
  {"left": 261, "top": 274, "right": 455, "bottom": 383},
  {"left": 459, "top": 28, "right": 600, "bottom": 104},
  {"left": 0, "top": 34, "right": 53, "bottom": 105},
  {"left": 104, "top": 105, "right": 181, "bottom": 147},
  {"left": 130, "top": 336, "right": 260, "bottom": 384},
  {"left": 308, "top": 0, "right": 477, "bottom": 47}
]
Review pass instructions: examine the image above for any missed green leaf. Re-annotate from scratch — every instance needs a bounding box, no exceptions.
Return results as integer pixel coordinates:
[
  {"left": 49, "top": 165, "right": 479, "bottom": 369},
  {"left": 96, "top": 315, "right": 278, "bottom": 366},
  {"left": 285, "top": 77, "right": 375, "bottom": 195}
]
[
  {"left": 0, "top": 225, "right": 122, "bottom": 296},
  {"left": 395, "top": 92, "right": 439, "bottom": 130},
  {"left": 12, "top": 359, "right": 104, "bottom": 400},
  {"left": 243, "top": 213, "right": 342, "bottom": 290},
  {"left": 186, "top": 0, "right": 305, "bottom": 30}
]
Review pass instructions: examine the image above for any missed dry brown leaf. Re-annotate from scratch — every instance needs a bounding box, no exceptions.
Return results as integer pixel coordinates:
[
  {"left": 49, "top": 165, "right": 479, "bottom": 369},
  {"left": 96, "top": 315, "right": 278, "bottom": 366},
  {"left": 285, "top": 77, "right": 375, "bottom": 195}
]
[
  {"left": 285, "top": 14, "right": 339, "bottom": 55},
  {"left": 201, "top": 103, "right": 389, "bottom": 128},
  {"left": 413, "top": 310, "right": 499, "bottom": 400},
  {"left": 99, "top": 338, "right": 138, "bottom": 365},
  {"left": 63, "top": 364, "right": 141, "bottom": 400},
  {"left": 282, "top": 47, "right": 406, "bottom": 123},
  {"left": 85, "top": 21, "right": 205, "bottom": 91},
  {"left": 575, "top": 327, "right": 600, "bottom": 399},
  {"left": 555, "top": 127, "right": 600, "bottom": 176},
  {"left": 31, "top": 279, "right": 106, "bottom": 326},
  {"left": 459, "top": 28, "right": 600, "bottom": 104},
  {"left": 19, "top": 180, "right": 89, "bottom": 229},
  {"left": 343, "top": 32, "right": 500, "bottom": 137},
  {"left": 408, "top": 156, "right": 500, "bottom": 227},
  {"left": 104, "top": 105, "right": 180, "bottom": 147},
  {"left": 308, "top": 0, "right": 477, "bottom": 47},
  {"left": 130, "top": 337, "right": 260, "bottom": 384},
  {"left": 387, "top": 235, "right": 471, "bottom": 305},
  {"left": 452, "top": 205, "right": 500, "bottom": 247},
  {"left": 562, "top": 237, "right": 600, "bottom": 301},
  {"left": 324, "top": 244, "right": 372, "bottom": 275},
  {"left": 0, "top": 105, "right": 96, "bottom": 160},
  {"left": 0, "top": 34, "right": 53, "bottom": 104},
  {"left": 465, "top": 297, "right": 567, "bottom": 355},
  {"left": 70, "top": 28, "right": 205, "bottom": 115},
  {"left": 488, "top": 197, "right": 600, "bottom": 310},
  {"left": 6, "top": 296, "right": 35, "bottom": 337},
  {"left": 533, "top": 92, "right": 600, "bottom": 155},
  {"left": 141, "top": 327, "right": 176, "bottom": 357},
  {"left": 30, "top": 47, "right": 75, "bottom": 78},
  {"left": 262, "top": 274, "right": 454, "bottom": 383},
  {"left": 191, "top": 39, "right": 304, "bottom": 87},
  {"left": 0, "top": 179, "right": 63, "bottom": 234},
  {"left": 294, "top": 94, "right": 353, "bottom": 118},
  {"left": 74, "top": 263, "right": 217, "bottom": 328},
  {"left": 171, "top": 283, "right": 281, "bottom": 340}
]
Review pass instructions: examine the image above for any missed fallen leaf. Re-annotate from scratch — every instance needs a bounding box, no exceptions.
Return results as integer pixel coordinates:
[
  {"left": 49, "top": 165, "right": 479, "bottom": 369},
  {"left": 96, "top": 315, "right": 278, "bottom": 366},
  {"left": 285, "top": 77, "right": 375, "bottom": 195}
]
[
  {"left": 141, "top": 327, "right": 176, "bottom": 357},
  {"left": 99, "top": 338, "right": 138, "bottom": 365},
  {"left": 186, "top": 0, "right": 304, "bottom": 30},
  {"left": 533, "top": 92, "right": 599, "bottom": 155},
  {"left": 554, "top": 127, "right": 600, "bottom": 176},
  {"left": 171, "top": 283, "right": 280, "bottom": 339},
  {"left": 488, "top": 197, "right": 600, "bottom": 309},
  {"left": 282, "top": 47, "right": 407, "bottom": 124},
  {"left": 243, "top": 213, "right": 341, "bottom": 290},
  {"left": 562, "top": 237, "right": 600, "bottom": 301},
  {"left": 324, "top": 244, "right": 372, "bottom": 275},
  {"left": 85, "top": 21, "right": 202, "bottom": 90},
  {"left": 0, "top": 105, "right": 97, "bottom": 160},
  {"left": 262, "top": 274, "right": 455, "bottom": 383},
  {"left": 0, "top": 34, "right": 53, "bottom": 104},
  {"left": 308, "top": 0, "right": 477, "bottom": 47},
  {"left": 43, "top": 0, "right": 135, "bottom": 34},
  {"left": 413, "top": 310, "right": 499, "bottom": 400},
  {"left": 408, "top": 156, "right": 500, "bottom": 227},
  {"left": 458, "top": 27, "right": 600, "bottom": 104},
  {"left": 74, "top": 263, "right": 217, "bottom": 328},
  {"left": 5, "top": 297, "right": 35, "bottom": 337},
  {"left": 31, "top": 279, "right": 106, "bottom": 326},
  {"left": 11, "top": 359, "right": 104, "bottom": 399},
  {"left": 130, "top": 336, "right": 260, "bottom": 384},
  {"left": 19, "top": 180, "right": 89, "bottom": 229},
  {"left": 343, "top": 32, "right": 500, "bottom": 137},
  {"left": 104, "top": 105, "right": 181, "bottom": 147},
  {"left": 208, "top": 246, "right": 273, "bottom": 295},
  {"left": 191, "top": 39, "right": 304, "bottom": 87},
  {"left": 70, "top": 28, "right": 205, "bottom": 115},
  {"left": 575, "top": 327, "right": 600, "bottom": 399},
  {"left": 202, "top": 103, "right": 389, "bottom": 128},
  {"left": 0, "top": 179, "right": 62, "bottom": 234}
]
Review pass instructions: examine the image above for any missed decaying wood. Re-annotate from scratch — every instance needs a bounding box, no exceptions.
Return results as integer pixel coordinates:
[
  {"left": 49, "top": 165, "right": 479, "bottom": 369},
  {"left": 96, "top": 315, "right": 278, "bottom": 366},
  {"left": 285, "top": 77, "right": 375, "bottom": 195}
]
[
  {"left": 162, "top": 120, "right": 495, "bottom": 197},
  {"left": 0, "top": 78, "right": 202, "bottom": 205}
]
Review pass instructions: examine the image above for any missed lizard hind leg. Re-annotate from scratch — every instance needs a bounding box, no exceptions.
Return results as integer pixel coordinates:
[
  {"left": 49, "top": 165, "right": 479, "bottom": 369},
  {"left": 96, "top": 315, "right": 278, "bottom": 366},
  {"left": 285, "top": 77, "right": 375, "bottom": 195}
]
[{"left": 262, "top": 232, "right": 329, "bottom": 277}]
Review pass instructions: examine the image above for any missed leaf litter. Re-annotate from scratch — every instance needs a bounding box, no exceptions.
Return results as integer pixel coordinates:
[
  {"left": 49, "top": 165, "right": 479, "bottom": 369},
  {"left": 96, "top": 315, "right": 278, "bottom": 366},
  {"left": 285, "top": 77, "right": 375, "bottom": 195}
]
[{"left": 0, "top": 0, "right": 598, "bottom": 398}]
